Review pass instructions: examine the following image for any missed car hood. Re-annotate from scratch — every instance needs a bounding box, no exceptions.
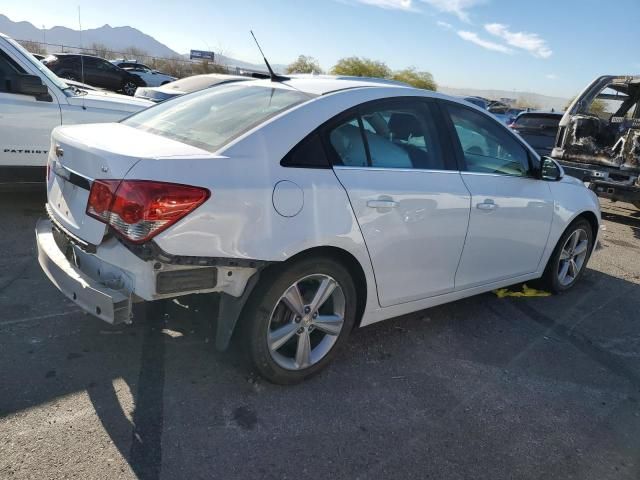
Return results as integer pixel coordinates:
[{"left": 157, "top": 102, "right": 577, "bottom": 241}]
[{"left": 66, "top": 89, "right": 153, "bottom": 112}]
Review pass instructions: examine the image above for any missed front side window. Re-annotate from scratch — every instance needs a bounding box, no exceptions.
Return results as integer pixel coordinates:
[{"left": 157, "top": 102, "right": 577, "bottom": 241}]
[
  {"left": 123, "top": 83, "right": 314, "bottom": 152},
  {"left": 326, "top": 99, "right": 445, "bottom": 170},
  {"left": 445, "top": 103, "right": 530, "bottom": 176},
  {"left": 0, "top": 50, "right": 26, "bottom": 92}
]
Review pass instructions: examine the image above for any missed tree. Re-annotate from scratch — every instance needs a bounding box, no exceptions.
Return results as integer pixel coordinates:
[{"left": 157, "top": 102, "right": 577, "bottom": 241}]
[
  {"left": 391, "top": 67, "right": 436, "bottom": 90},
  {"left": 192, "top": 59, "right": 227, "bottom": 75},
  {"left": 588, "top": 99, "right": 607, "bottom": 117},
  {"left": 286, "top": 55, "right": 323, "bottom": 74},
  {"left": 90, "top": 43, "right": 112, "bottom": 59},
  {"left": 330, "top": 56, "right": 391, "bottom": 78},
  {"left": 18, "top": 40, "right": 46, "bottom": 56}
]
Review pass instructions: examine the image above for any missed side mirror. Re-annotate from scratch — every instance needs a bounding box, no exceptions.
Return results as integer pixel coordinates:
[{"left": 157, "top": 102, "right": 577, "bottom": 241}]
[
  {"left": 10, "top": 74, "right": 52, "bottom": 102},
  {"left": 541, "top": 157, "right": 563, "bottom": 181}
]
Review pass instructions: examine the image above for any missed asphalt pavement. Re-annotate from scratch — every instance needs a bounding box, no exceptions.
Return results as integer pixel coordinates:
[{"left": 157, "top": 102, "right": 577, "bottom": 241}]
[{"left": 1, "top": 192, "right": 639, "bottom": 480}]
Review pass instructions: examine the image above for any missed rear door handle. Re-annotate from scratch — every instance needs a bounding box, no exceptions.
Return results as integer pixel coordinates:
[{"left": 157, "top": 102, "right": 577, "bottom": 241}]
[
  {"left": 367, "top": 199, "right": 398, "bottom": 209},
  {"left": 476, "top": 199, "right": 497, "bottom": 211}
]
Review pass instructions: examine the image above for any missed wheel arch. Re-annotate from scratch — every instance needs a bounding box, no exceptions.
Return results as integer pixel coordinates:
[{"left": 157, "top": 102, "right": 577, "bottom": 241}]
[
  {"left": 575, "top": 210, "right": 599, "bottom": 243},
  {"left": 264, "top": 245, "right": 369, "bottom": 329}
]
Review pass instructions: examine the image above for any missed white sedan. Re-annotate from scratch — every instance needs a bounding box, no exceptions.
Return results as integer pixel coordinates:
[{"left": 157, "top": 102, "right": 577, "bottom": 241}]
[
  {"left": 111, "top": 60, "right": 176, "bottom": 87},
  {"left": 36, "top": 76, "right": 600, "bottom": 384}
]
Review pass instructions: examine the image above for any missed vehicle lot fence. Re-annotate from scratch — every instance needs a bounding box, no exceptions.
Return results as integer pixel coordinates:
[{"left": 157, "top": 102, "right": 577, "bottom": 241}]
[{"left": 17, "top": 39, "right": 265, "bottom": 79}]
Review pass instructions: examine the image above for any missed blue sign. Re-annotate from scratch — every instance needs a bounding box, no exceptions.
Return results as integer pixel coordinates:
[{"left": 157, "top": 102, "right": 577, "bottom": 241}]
[{"left": 190, "top": 49, "right": 215, "bottom": 61}]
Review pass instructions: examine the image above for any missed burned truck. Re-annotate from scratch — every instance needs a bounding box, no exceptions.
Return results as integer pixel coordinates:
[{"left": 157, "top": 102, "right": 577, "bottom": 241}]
[{"left": 552, "top": 75, "right": 640, "bottom": 209}]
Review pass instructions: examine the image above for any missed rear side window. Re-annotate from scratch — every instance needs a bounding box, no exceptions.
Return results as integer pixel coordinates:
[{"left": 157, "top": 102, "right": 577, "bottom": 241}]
[
  {"left": 445, "top": 103, "right": 530, "bottom": 177},
  {"left": 281, "top": 132, "right": 330, "bottom": 168},
  {"left": 324, "top": 99, "right": 446, "bottom": 170},
  {"left": 123, "top": 84, "right": 314, "bottom": 153}
]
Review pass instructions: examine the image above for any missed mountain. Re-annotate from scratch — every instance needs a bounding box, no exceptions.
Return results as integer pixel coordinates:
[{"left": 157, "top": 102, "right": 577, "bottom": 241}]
[
  {"left": 438, "top": 86, "right": 569, "bottom": 111},
  {"left": 0, "top": 14, "right": 180, "bottom": 58},
  {"left": 0, "top": 14, "right": 285, "bottom": 72}
]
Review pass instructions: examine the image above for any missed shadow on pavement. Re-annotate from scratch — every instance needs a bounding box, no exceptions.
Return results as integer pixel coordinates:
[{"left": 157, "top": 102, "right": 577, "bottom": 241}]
[{"left": 2, "top": 267, "right": 640, "bottom": 479}]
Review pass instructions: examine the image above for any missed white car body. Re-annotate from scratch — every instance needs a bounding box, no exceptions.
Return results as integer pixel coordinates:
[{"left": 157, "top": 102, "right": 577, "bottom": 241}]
[
  {"left": 114, "top": 63, "right": 177, "bottom": 87},
  {"left": 134, "top": 73, "right": 249, "bottom": 102},
  {"left": 0, "top": 33, "right": 153, "bottom": 185},
  {"left": 36, "top": 77, "right": 600, "bottom": 377}
]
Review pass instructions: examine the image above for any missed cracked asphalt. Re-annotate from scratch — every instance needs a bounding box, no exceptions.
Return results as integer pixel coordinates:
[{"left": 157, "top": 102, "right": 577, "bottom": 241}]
[{"left": 1, "top": 192, "right": 639, "bottom": 480}]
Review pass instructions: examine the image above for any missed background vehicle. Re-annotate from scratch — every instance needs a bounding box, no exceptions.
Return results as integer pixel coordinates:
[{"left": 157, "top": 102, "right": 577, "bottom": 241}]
[
  {"left": 509, "top": 111, "right": 563, "bottom": 157},
  {"left": 0, "top": 32, "right": 152, "bottom": 187},
  {"left": 37, "top": 78, "right": 600, "bottom": 384},
  {"left": 489, "top": 103, "right": 525, "bottom": 125},
  {"left": 110, "top": 59, "right": 176, "bottom": 87},
  {"left": 462, "top": 96, "right": 489, "bottom": 109},
  {"left": 134, "top": 73, "right": 248, "bottom": 102},
  {"left": 42, "top": 53, "right": 146, "bottom": 95},
  {"left": 552, "top": 75, "right": 640, "bottom": 209}
]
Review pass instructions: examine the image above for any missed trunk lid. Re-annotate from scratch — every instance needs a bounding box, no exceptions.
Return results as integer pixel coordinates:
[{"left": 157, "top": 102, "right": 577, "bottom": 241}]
[{"left": 47, "top": 123, "right": 211, "bottom": 245}]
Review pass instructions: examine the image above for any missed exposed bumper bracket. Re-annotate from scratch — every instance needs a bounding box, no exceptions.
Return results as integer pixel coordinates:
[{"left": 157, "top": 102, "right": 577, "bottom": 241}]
[{"left": 36, "top": 218, "right": 132, "bottom": 324}]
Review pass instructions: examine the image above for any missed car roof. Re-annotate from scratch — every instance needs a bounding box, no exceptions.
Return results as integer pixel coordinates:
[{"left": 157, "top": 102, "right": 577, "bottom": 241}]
[{"left": 237, "top": 75, "right": 413, "bottom": 96}]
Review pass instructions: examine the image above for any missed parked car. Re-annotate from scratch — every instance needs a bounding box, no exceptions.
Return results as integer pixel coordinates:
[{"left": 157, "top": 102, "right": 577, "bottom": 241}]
[
  {"left": 0, "top": 32, "right": 153, "bottom": 188},
  {"left": 552, "top": 75, "right": 640, "bottom": 210},
  {"left": 42, "top": 53, "right": 146, "bottom": 95},
  {"left": 489, "top": 103, "right": 525, "bottom": 125},
  {"left": 134, "top": 73, "right": 249, "bottom": 102},
  {"left": 110, "top": 59, "right": 176, "bottom": 87},
  {"left": 37, "top": 77, "right": 600, "bottom": 384},
  {"left": 462, "top": 96, "right": 489, "bottom": 109},
  {"left": 509, "top": 111, "right": 563, "bottom": 157}
]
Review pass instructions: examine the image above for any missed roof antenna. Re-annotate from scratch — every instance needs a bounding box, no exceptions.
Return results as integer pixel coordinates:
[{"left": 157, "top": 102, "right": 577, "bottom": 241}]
[
  {"left": 250, "top": 30, "right": 289, "bottom": 82},
  {"left": 78, "top": 6, "right": 86, "bottom": 109}
]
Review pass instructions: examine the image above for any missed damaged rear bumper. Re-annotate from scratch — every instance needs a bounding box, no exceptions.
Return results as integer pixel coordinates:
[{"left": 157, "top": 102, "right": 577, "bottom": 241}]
[{"left": 36, "top": 218, "right": 133, "bottom": 324}]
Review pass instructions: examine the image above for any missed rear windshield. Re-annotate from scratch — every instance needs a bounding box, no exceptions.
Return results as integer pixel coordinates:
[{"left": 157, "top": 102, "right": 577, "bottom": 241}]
[
  {"left": 164, "top": 74, "right": 246, "bottom": 92},
  {"left": 123, "top": 83, "right": 314, "bottom": 152},
  {"left": 513, "top": 114, "right": 561, "bottom": 129}
]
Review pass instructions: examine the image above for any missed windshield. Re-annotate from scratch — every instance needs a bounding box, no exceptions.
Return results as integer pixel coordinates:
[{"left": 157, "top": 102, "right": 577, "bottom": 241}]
[
  {"left": 7, "top": 37, "right": 70, "bottom": 91},
  {"left": 124, "top": 83, "right": 314, "bottom": 152}
]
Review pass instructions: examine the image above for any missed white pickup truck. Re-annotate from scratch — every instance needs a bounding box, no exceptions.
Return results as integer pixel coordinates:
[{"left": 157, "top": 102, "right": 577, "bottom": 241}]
[{"left": 0, "top": 33, "right": 153, "bottom": 188}]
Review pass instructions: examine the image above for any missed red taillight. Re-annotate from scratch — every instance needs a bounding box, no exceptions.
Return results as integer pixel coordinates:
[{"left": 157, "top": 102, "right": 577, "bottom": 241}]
[{"left": 86, "top": 180, "right": 210, "bottom": 243}]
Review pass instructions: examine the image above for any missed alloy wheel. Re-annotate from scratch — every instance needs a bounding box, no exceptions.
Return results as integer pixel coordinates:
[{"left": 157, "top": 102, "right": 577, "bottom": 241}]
[
  {"left": 266, "top": 274, "right": 345, "bottom": 371},
  {"left": 557, "top": 228, "right": 589, "bottom": 286},
  {"left": 123, "top": 81, "right": 137, "bottom": 96}
]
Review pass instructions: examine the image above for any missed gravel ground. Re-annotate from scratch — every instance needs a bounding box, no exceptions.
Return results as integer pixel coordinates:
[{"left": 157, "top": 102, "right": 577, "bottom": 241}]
[{"left": 1, "top": 192, "right": 639, "bottom": 480}]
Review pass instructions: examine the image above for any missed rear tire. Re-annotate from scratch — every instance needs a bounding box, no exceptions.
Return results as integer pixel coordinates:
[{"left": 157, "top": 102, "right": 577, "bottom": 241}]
[
  {"left": 540, "top": 218, "right": 594, "bottom": 293},
  {"left": 121, "top": 80, "right": 138, "bottom": 96},
  {"left": 242, "top": 256, "right": 357, "bottom": 385}
]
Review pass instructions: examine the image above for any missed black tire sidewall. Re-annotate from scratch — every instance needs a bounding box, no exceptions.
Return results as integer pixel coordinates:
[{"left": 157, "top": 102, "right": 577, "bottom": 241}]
[
  {"left": 543, "top": 218, "right": 594, "bottom": 293},
  {"left": 243, "top": 256, "right": 357, "bottom": 385},
  {"left": 122, "top": 81, "right": 137, "bottom": 95}
]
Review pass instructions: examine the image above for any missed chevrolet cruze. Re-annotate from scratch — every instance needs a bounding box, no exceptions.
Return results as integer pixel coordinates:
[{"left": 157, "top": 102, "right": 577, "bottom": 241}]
[{"left": 36, "top": 76, "right": 600, "bottom": 384}]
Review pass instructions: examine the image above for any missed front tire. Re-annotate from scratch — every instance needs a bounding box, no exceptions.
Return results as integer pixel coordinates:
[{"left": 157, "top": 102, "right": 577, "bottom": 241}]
[
  {"left": 540, "top": 218, "right": 594, "bottom": 293},
  {"left": 242, "top": 256, "right": 357, "bottom": 385}
]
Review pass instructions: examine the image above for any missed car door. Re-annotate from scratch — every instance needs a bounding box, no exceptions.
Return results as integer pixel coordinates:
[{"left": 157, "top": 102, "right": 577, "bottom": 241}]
[
  {"left": 0, "top": 50, "right": 60, "bottom": 172},
  {"left": 96, "top": 59, "right": 123, "bottom": 90},
  {"left": 439, "top": 101, "right": 554, "bottom": 289},
  {"left": 326, "top": 98, "right": 471, "bottom": 307}
]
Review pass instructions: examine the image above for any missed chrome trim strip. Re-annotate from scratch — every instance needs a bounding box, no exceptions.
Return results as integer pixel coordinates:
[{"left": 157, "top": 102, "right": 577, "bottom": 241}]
[{"left": 333, "top": 166, "right": 459, "bottom": 174}]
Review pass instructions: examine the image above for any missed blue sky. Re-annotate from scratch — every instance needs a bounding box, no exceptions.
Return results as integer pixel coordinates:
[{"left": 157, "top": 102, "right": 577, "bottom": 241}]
[{"left": 3, "top": 0, "right": 639, "bottom": 97}]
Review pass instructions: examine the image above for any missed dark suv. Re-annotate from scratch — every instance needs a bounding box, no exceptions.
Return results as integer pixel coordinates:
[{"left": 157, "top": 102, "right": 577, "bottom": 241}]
[{"left": 42, "top": 54, "right": 146, "bottom": 95}]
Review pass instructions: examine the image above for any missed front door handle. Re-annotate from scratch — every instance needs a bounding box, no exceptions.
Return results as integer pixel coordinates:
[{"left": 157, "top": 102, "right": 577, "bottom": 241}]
[
  {"left": 367, "top": 198, "right": 398, "bottom": 209},
  {"left": 476, "top": 199, "right": 497, "bottom": 211}
]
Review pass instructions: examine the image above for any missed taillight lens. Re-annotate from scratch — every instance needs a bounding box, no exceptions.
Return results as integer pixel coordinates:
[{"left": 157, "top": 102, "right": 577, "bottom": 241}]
[{"left": 86, "top": 180, "right": 210, "bottom": 243}]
